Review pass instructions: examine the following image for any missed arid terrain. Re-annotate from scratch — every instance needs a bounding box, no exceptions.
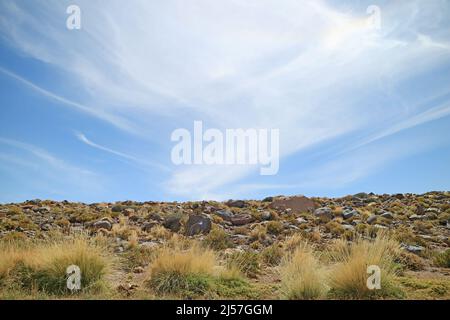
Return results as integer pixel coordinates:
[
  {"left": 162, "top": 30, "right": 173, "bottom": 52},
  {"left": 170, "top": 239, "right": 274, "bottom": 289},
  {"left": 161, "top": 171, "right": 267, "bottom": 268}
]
[{"left": 1, "top": 192, "right": 449, "bottom": 300}]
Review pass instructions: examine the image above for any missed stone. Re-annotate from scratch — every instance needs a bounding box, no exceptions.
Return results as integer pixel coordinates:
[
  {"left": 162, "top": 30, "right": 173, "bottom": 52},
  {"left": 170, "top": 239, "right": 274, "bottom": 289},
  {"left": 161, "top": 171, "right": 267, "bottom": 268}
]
[
  {"left": 367, "top": 215, "right": 377, "bottom": 225},
  {"left": 123, "top": 208, "right": 135, "bottom": 216},
  {"left": 111, "top": 205, "right": 123, "bottom": 212},
  {"left": 133, "top": 266, "right": 145, "bottom": 274},
  {"left": 225, "top": 200, "right": 246, "bottom": 208},
  {"left": 342, "top": 208, "right": 358, "bottom": 220},
  {"left": 342, "top": 224, "right": 355, "bottom": 231},
  {"left": 141, "top": 222, "right": 157, "bottom": 232},
  {"left": 214, "top": 209, "right": 233, "bottom": 221},
  {"left": 93, "top": 219, "right": 112, "bottom": 231},
  {"left": 409, "top": 214, "right": 425, "bottom": 221},
  {"left": 230, "top": 214, "right": 254, "bottom": 226},
  {"left": 40, "top": 223, "right": 52, "bottom": 231},
  {"left": 262, "top": 197, "right": 273, "bottom": 202},
  {"left": 403, "top": 244, "right": 424, "bottom": 254},
  {"left": 296, "top": 217, "right": 307, "bottom": 224},
  {"left": 269, "top": 196, "right": 316, "bottom": 213},
  {"left": 185, "top": 215, "right": 212, "bottom": 236},
  {"left": 380, "top": 211, "right": 394, "bottom": 219},
  {"left": 314, "top": 207, "right": 333, "bottom": 220},
  {"left": 261, "top": 211, "right": 272, "bottom": 221},
  {"left": 163, "top": 215, "right": 181, "bottom": 232}
]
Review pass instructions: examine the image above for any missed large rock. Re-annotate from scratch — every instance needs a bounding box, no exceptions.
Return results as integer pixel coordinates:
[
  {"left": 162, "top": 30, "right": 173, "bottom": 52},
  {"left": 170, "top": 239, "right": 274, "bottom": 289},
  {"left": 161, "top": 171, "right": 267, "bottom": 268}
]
[
  {"left": 225, "top": 200, "right": 246, "bottom": 208},
  {"left": 214, "top": 209, "right": 233, "bottom": 221},
  {"left": 93, "top": 219, "right": 112, "bottom": 231},
  {"left": 342, "top": 207, "right": 358, "bottom": 220},
  {"left": 314, "top": 207, "right": 333, "bottom": 221},
  {"left": 163, "top": 215, "right": 181, "bottom": 232},
  {"left": 367, "top": 215, "right": 377, "bottom": 225},
  {"left": 380, "top": 211, "right": 394, "bottom": 220},
  {"left": 269, "top": 196, "right": 316, "bottom": 213},
  {"left": 185, "top": 215, "right": 212, "bottom": 236},
  {"left": 230, "top": 214, "right": 254, "bottom": 226}
]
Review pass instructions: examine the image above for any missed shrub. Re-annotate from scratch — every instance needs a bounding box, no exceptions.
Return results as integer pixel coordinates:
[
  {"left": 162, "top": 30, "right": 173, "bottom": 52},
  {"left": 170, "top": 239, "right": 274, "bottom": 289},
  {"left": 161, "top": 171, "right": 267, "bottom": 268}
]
[
  {"left": 146, "top": 244, "right": 216, "bottom": 297},
  {"left": 266, "top": 221, "right": 283, "bottom": 235},
  {"left": 262, "top": 244, "right": 284, "bottom": 266},
  {"left": 226, "top": 251, "right": 260, "bottom": 278},
  {"left": 327, "top": 235, "right": 403, "bottom": 299},
  {"left": 280, "top": 243, "right": 328, "bottom": 300},
  {"left": 434, "top": 249, "right": 450, "bottom": 268},
  {"left": 204, "top": 227, "right": 232, "bottom": 250},
  {"left": 0, "top": 237, "right": 111, "bottom": 295}
]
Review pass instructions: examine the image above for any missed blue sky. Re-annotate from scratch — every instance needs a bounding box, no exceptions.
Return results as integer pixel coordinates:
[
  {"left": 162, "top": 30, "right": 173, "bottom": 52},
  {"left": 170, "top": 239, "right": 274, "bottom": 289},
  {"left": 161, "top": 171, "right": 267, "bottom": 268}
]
[{"left": 1, "top": 0, "right": 450, "bottom": 203}]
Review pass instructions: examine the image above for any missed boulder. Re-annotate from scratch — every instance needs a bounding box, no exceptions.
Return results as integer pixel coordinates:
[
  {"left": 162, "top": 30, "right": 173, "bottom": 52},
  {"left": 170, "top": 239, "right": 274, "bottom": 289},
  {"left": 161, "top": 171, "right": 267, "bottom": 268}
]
[
  {"left": 214, "top": 209, "right": 233, "bottom": 221},
  {"left": 93, "top": 219, "right": 112, "bottom": 231},
  {"left": 367, "top": 215, "right": 377, "bottom": 225},
  {"left": 269, "top": 196, "right": 316, "bottom": 213},
  {"left": 314, "top": 207, "right": 333, "bottom": 220},
  {"left": 342, "top": 208, "right": 358, "bottom": 220},
  {"left": 261, "top": 211, "right": 272, "bottom": 221},
  {"left": 380, "top": 211, "right": 394, "bottom": 220},
  {"left": 231, "top": 214, "right": 254, "bottom": 226},
  {"left": 185, "top": 215, "right": 212, "bottom": 236},
  {"left": 163, "top": 215, "right": 181, "bottom": 232},
  {"left": 225, "top": 200, "right": 246, "bottom": 208}
]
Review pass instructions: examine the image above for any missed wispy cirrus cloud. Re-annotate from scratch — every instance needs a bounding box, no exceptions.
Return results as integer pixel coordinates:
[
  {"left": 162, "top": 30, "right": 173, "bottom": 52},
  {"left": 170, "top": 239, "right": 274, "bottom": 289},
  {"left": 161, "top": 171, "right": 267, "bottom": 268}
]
[{"left": 1, "top": 0, "right": 450, "bottom": 199}]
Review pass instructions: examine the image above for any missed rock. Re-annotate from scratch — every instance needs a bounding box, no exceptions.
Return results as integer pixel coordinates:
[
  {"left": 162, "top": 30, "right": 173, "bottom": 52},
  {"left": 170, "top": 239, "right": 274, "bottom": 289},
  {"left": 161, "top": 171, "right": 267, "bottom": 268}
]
[
  {"left": 140, "top": 241, "right": 158, "bottom": 249},
  {"left": 230, "top": 214, "right": 254, "bottom": 226},
  {"left": 262, "top": 197, "right": 273, "bottom": 202},
  {"left": 147, "top": 212, "right": 163, "bottom": 222},
  {"left": 269, "top": 196, "right": 316, "bottom": 213},
  {"left": 111, "top": 205, "right": 123, "bottom": 212},
  {"left": 225, "top": 200, "right": 246, "bottom": 208},
  {"left": 261, "top": 211, "right": 272, "bottom": 221},
  {"left": 123, "top": 208, "right": 135, "bottom": 216},
  {"left": 133, "top": 266, "right": 145, "bottom": 274},
  {"left": 374, "top": 224, "right": 388, "bottom": 229},
  {"left": 342, "top": 208, "right": 358, "bottom": 220},
  {"left": 93, "top": 220, "right": 112, "bottom": 231},
  {"left": 40, "top": 223, "right": 52, "bottom": 231},
  {"left": 296, "top": 217, "right": 307, "bottom": 224},
  {"left": 380, "top": 211, "right": 394, "bottom": 219},
  {"left": 409, "top": 214, "right": 425, "bottom": 221},
  {"left": 342, "top": 224, "right": 355, "bottom": 231},
  {"left": 163, "top": 215, "right": 181, "bottom": 232},
  {"left": 367, "top": 215, "right": 377, "bottom": 225},
  {"left": 185, "top": 215, "right": 212, "bottom": 236},
  {"left": 314, "top": 207, "right": 333, "bottom": 221},
  {"left": 403, "top": 244, "right": 424, "bottom": 254},
  {"left": 214, "top": 209, "right": 233, "bottom": 221},
  {"left": 141, "top": 222, "right": 157, "bottom": 232}
]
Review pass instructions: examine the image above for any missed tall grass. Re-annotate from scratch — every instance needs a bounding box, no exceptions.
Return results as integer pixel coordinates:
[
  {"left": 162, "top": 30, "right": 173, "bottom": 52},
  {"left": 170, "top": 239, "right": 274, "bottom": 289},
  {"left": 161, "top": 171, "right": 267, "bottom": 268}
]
[
  {"left": 279, "top": 242, "right": 328, "bottom": 300},
  {"left": 327, "top": 234, "right": 402, "bottom": 299},
  {"left": 146, "top": 243, "right": 216, "bottom": 296},
  {"left": 0, "top": 236, "right": 112, "bottom": 296}
]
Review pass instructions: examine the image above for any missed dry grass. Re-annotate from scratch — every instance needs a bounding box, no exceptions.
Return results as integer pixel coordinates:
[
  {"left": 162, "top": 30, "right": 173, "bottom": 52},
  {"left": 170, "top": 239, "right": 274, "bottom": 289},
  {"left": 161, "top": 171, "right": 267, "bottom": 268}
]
[
  {"left": 279, "top": 242, "right": 328, "bottom": 300},
  {"left": 0, "top": 235, "right": 112, "bottom": 296},
  {"left": 145, "top": 243, "right": 216, "bottom": 296},
  {"left": 327, "top": 234, "right": 402, "bottom": 299}
]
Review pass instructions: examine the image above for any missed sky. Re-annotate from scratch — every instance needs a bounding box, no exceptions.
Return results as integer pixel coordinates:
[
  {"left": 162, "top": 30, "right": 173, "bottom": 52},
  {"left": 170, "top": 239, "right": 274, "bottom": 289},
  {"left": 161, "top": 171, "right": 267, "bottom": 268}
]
[{"left": 0, "top": 0, "right": 450, "bottom": 203}]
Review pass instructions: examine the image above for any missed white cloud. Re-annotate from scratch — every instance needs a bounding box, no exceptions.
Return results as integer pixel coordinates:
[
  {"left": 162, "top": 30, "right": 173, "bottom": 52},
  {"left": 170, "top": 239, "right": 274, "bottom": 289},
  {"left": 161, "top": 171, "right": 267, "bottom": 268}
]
[{"left": 1, "top": 0, "right": 450, "bottom": 199}]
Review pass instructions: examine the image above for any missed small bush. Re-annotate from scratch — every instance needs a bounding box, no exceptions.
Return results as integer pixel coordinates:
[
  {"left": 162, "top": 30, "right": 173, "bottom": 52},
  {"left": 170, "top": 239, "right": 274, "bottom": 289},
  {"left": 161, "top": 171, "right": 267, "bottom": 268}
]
[
  {"left": 280, "top": 243, "right": 328, "bottom": 300},
  {"left": 266, "top": 221, "right": 283, "bottom": 235},
  {"left": 0, "top": 237, "right": 111, "bottom": 295},
  {"left": 262, "top": 244, "right": 284, "bottom": 266},
  {"left": 146, "top": 244, "right": 215, "bottom": 297},
  {"left": 204, "top": 227, "right": 232, "bottom": 250},
  {"left": 434, "top": 249, "right": 450, "bottom": 268},
  {"left": 227, "top": 251, "right": 260, "bottom": 278},
  {"left": 327, "top": 235, "right": 403, "bottom": 299}
]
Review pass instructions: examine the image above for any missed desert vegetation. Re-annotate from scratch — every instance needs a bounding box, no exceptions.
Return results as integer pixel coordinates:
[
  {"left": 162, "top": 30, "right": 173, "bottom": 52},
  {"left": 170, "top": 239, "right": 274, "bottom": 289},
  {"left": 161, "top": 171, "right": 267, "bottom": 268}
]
[{"left": 0, "top": 192, "right": 449, "bottom": 299}]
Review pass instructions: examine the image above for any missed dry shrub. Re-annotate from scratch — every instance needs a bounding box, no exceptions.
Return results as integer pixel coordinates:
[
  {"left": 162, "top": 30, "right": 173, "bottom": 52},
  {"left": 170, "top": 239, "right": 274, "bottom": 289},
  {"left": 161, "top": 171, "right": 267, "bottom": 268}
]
[{"left": 280, "top": 242, "right": 328, "bottom": 300}]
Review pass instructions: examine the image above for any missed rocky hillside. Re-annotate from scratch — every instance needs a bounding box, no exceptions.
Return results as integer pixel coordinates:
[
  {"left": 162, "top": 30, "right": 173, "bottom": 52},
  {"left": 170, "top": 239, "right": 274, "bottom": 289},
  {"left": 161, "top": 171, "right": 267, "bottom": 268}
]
[{"left": 1, "top": 192, "right": 449, "bottom": 299}]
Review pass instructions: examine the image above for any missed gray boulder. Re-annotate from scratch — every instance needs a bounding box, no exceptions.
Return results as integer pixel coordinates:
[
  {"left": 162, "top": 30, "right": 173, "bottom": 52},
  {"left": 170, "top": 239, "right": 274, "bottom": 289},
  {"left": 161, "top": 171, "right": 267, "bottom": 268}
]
[{"left": 185, "top": 215, "right": 212, "bottom": 236}]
